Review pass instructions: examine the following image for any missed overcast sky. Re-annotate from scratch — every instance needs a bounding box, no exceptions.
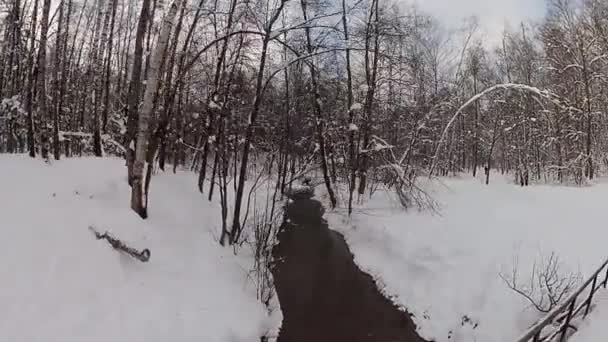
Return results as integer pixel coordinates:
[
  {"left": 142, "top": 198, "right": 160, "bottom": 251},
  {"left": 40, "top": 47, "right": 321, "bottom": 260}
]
[{"left": 410, "top": 0, "right": 547, "bottom": 45}]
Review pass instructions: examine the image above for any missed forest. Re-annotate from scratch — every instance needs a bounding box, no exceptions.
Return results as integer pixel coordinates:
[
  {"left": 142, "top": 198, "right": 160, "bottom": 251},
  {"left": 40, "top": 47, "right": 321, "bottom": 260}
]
[
  {"left": 0, "top": 0, "right": 606, "bottom": 246},
  {"left": 5, "top": 0, "right": 608, "bottom": 341}
]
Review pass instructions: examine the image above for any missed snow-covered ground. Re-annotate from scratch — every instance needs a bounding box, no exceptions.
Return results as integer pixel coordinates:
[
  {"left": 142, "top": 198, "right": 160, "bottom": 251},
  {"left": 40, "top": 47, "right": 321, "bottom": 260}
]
[
  {"left": 571, "top": 291, "right": 608, "bottom": 342},
  {"left": 326, "top": 174, "right": 608, "bottom": 342},
  {"left": 0, "top": 155, "right": 279, "bottom": 342}
]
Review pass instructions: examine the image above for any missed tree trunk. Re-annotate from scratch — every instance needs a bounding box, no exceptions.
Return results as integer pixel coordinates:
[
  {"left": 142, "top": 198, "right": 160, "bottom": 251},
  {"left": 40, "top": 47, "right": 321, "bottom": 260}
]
[
  {"left": 147, "top": 1, "right": 187, "bottom": 176},
  {"left": 582, "top": 52, "right": 593, "bottom": 179},
  {"left": 358, "top": 0, "right": 380, "bottom": 196},
  {"left": 24, "top": 0, "right": 40, "bottom": 158},
  {"left": 36, "top": 0, "right": 52, "bottom": 160},
  {"left": 198, "top": 0, "right": 237, "bottom": 193},
  {"left": 102, "top": 0, "right": 118, "bottom": 134},
  {"left": 229, "top": 0, "right": 287, "bottom": 244},
  {"left": 131, "top": 0, "right": 181, "bottom": 219},
  {"left": 299, "top": 0, "right": 337, "bottom": 208},
  {"left": 343, "top": 0, "right": 355, "bottom": 214},
  {"left": 472, "top": 73, "right": 479, "bottom": 177},
  {"left": 88, "top": 0, "right": 108, "bottom": 157},
  {"left": 126, "top": 0, "right": 152, "bottom": 185},
  {"left": 52, "top": 0, "right": 65, "bottom": 160}
]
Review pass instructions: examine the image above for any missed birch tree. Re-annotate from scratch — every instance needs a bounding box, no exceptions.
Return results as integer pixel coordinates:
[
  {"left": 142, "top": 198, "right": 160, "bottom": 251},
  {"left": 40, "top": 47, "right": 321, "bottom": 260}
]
[{"left": 131, "top": 0, "right": 183, "bottom": 218}]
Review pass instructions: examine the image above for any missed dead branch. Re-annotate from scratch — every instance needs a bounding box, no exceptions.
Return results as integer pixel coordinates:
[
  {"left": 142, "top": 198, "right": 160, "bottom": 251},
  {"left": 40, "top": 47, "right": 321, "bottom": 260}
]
[{"left": 89, "top": 226, "right": 150, "bottom": 262}]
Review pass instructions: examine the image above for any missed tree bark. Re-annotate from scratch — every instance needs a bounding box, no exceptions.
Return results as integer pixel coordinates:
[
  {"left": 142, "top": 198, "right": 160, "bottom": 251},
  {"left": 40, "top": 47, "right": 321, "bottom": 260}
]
[
  {"left": 52, "top": 0, "right": 65, "bottom": 160},
  {"left": 342, "top": 0, "right": 356, "bottom": 214},
  {"left": 126, "top": 0, "right": 152, "bottom": 185},
  {"left": 131, "top": 0, "right": 182, "bottom": 219},
  {"left": 358, "top": 0, "right": 380, "bottom": 196},
  {"left": 24, "top": 0, "right": 40, "bottom": 158},
  {"left": 36, "top": 0, "right": 52, "bottom": 160},
  {"left": 102, "top": 0, "right": 119, "bottom": 134}
]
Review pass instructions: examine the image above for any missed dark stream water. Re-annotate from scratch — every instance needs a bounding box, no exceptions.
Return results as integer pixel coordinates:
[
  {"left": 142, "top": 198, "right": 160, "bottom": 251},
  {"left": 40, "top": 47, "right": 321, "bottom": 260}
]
[{"left": 271, "top": 191, "right": 427, "bottom": 342}]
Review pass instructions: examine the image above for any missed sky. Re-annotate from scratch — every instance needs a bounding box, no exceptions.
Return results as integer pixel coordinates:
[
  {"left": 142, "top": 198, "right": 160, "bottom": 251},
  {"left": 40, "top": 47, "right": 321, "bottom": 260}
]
[{"left": 411, "top": 0, "right": 547, "bottom": 46}]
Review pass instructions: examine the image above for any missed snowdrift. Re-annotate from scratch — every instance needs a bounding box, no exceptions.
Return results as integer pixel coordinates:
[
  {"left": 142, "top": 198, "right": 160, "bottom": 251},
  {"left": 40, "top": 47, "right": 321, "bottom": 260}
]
[
  {"left": 327, "top": 175, "right": 608, "bottom": 342},
  {"left": 0, "top": 155, "right": 274, "bottom": 342}
]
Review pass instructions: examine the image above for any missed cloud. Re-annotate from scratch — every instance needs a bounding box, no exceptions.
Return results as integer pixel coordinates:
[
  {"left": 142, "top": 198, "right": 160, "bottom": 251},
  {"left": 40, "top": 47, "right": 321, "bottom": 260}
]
[{"left": 407, "top": 0, "right": 546, "bottom": 46}]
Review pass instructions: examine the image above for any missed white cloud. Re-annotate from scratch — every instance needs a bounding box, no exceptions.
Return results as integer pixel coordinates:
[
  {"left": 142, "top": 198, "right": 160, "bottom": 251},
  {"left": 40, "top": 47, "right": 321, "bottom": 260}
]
[{"left": 408, "top": 0, "right": 546, "bottom": 46}]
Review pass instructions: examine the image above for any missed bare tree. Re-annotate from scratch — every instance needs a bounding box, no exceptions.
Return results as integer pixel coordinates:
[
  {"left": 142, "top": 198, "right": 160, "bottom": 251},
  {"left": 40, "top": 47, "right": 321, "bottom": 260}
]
[{"left": 228, "top": 0, "right": 289, "bottom": 244}]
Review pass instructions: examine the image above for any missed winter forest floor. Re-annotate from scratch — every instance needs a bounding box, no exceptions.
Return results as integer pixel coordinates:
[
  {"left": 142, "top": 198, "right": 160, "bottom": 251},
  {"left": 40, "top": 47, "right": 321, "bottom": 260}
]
[
  {"left": 6, "top": 154, "right": 608, "bottom": 342},
  {"left": 0, "top": 155, "right": 277, "bottom": 342},
  {"left": 325, "top": 174, "right": 608, "bottom": 342}
]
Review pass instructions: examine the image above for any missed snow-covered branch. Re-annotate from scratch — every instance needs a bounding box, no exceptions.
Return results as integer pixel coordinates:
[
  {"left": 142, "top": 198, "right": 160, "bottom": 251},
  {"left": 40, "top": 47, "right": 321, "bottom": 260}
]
[{"left": 429, "top": 83, "right": 579, "bottom": 176}]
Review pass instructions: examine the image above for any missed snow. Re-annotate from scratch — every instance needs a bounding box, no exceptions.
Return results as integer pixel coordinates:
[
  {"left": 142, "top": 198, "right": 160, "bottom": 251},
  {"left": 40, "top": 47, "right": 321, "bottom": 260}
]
[
  {"left": 103, "top": 137, "right": 126, "bottom": 153},
  {"left": 571, "top": 291, "right": 608, "bottom": 342},
  {"left": 209, "top": 100, "right": 221, "bottom": 110},
  {"left": 432, "top": 83, "right": 581, "bottom": 174},
  {"left": 327, "top": 174, "right": 608, "bottom": 342},
  {"left": 1, "top": 95, "right": 25, "bottom": 116},
  {"left": 0, "top": 155, "right": 276, "bottom": 342},
  {"left": 350, "top": 103, "right": 362, "bottom": 111},
  {"left": 562, "top": 64, "right": 583, "bottom": 72},
  {"left": 110, "top": 117, "right": 127, "bottom": 135},
  {"left": 348, "top": 123, "right": 359, "bottom": 131},
  {"left": 590, "top": 54, "right": 608, "bottom": 65}
]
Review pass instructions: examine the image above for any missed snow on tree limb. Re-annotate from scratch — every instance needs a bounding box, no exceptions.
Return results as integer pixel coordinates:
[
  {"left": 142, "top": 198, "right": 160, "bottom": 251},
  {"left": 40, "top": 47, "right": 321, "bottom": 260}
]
[{"left": 429, "top": 83, "right": 580, "bottom": 176}]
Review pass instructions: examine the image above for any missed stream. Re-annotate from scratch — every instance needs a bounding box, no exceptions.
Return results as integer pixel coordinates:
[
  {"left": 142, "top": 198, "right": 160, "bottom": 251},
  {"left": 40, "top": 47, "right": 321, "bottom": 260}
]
[{"left": 271, "top": 189, "right": 427, "bottom": 342}]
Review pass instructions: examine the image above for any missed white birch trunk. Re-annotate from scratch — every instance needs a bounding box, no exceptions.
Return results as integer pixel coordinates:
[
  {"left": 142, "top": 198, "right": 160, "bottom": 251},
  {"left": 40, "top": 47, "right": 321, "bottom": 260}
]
[{"left": 131, "top": 0, "right": 182, "bottom": 218}]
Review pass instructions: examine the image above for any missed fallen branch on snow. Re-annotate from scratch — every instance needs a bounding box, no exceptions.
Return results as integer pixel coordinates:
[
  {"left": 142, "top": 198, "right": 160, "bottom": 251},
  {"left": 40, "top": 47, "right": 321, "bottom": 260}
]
[{"left": 89, "top": 226, "right": 151, "bottom": 262}]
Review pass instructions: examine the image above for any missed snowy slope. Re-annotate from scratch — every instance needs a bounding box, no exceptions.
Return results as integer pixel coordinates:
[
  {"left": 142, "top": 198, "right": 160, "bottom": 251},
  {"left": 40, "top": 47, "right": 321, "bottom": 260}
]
[
  {"left": 570, "top": 291, "right": 608, "bottom": 342},
  {"left": 0, "top": 155, "right": 275, "bottom": 342},
  {"left": 326, "top": 174, "right": 608, "bottom": 342}
]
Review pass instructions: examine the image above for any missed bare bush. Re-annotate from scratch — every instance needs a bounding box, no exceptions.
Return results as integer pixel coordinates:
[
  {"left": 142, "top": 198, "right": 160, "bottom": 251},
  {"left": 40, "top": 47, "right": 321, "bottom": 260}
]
[
  {"left": 500, "top": 252, "right": 581, "bottom": 313},
  {"left": 235, "top": 163, "right": 285, "bottom": 307},
  {"left": 369, "top": 135, "right": 438, "bottom": 212},
  {"left": 249, "top": 205, "right": 281, "bottom": 306}
]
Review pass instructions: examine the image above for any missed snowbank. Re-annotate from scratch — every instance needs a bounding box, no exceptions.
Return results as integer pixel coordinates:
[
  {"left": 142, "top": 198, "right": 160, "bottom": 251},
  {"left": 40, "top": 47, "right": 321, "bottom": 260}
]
[
  {"left": 327, "top": 174, "right": 608, "bottom": 342},
  {"left": 570, "top": 291, "right": 608, "bottom": 342},
  {"left": 0, "top": 155, "right": 276, "bottom": 342}
]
